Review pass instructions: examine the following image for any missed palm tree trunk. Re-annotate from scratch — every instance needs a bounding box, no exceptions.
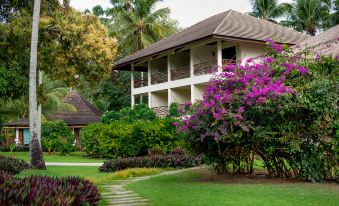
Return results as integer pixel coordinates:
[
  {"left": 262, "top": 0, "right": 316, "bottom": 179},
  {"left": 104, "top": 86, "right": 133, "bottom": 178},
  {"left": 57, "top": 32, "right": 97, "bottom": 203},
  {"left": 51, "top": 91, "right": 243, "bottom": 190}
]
[{"left": 29, "top": 0, "right": 46, "bottom": 169}]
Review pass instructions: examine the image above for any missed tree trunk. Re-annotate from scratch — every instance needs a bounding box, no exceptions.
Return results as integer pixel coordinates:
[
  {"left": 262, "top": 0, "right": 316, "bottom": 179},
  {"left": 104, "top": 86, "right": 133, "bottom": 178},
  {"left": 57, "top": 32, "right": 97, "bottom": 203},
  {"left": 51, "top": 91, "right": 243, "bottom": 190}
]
[{"left": 29, "top": 0, "right": 46, "bottom": 169}]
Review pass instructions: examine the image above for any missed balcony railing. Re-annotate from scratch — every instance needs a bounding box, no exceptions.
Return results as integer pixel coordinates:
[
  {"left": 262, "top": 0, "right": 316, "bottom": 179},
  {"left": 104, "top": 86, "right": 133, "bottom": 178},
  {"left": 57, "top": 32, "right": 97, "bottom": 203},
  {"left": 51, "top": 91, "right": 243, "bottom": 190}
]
[
  {"left": 193, "top": 61, "right": 218, "bottom": 76},
  {"left": 152, "top": 106, "right": 168, "bottom": 117},
  {"left": 171, "top": 66, "right": 190, "bottom": 81},
  {"left": 222, "top": 59, "right": 236, "bottom": 67},
  {"left": 134, "top": 78, "right": 148, "bottom": 88},
  {"left": 151, "top": 71, "right": 168, "bottom": 85}
]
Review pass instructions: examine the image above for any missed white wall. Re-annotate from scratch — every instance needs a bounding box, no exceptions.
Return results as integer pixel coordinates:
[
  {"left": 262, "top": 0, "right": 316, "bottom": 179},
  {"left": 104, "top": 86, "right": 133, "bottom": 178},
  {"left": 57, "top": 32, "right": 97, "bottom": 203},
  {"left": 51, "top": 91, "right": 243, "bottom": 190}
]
[
  {"left": 193, "top": 84, "right": 206, "bottom": 102},
  {"left": 151, "top": 91, "right": 168, "bottom": 107},
  {"left": 171, "top": 88, "right": 191, "bottom": 104},
  {"left": 239, "top": 42, "right": 266, "bottom": 62},
  {"left": 192, "top": 45, "right": 217, "bottom": 64}
]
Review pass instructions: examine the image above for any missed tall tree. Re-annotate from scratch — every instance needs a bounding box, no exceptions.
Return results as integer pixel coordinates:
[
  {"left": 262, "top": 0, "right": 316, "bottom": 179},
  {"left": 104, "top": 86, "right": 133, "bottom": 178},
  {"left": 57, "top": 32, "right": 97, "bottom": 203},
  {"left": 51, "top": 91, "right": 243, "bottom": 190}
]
[
  {"left": 111, "top": 0, "right": 178, "bottom": 57},
  {"left": 248, "top": 0, "right": 292, "bottom": 22},
  {"left": 281, "top": 0, "right": 333, "bottom": 35},
  {"left": 29, "top": 0, "right": 45, "bottom": 169}
]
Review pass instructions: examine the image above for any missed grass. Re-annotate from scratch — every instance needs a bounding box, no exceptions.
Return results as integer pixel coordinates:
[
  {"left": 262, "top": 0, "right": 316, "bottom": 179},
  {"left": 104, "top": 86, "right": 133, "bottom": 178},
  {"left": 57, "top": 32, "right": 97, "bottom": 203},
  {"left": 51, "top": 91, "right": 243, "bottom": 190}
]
[
  {"left": 17, "top": 166, "right": 162, "bottom": 184},
  {"left": 0, "top": 151, "right": 105, "bottom": 163},
  {"left": 127, "top": 170, "right": 339, "bottom": 206}
]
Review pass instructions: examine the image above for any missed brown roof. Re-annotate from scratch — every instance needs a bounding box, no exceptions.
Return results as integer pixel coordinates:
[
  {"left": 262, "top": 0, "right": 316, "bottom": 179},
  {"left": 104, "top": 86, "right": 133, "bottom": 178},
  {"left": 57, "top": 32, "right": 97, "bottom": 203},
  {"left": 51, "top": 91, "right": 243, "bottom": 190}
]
[
  {"left": 4, "top": 92, "right": 102, "bottom": 127},
  {"left": 114, "top": 10, "right": 308, "bottom": 70},
  {"left": 293, "top": 25, "right": 339, "bottom": 58}
]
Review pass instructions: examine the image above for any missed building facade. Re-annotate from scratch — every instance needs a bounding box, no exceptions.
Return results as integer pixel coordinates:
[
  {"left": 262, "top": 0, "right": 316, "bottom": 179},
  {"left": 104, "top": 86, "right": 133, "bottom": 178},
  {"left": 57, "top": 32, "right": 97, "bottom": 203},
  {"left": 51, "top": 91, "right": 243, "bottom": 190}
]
[{"left": 114, "top": 10, "right": 308, "bottom": 116}]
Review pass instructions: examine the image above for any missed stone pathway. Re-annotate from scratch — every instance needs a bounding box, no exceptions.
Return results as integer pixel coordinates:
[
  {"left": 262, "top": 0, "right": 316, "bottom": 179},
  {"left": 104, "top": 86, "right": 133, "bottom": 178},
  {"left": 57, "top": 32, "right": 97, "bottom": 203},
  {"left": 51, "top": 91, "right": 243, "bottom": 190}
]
[{"left": 101, "top": 167, "right": 202, "bottom": 206}]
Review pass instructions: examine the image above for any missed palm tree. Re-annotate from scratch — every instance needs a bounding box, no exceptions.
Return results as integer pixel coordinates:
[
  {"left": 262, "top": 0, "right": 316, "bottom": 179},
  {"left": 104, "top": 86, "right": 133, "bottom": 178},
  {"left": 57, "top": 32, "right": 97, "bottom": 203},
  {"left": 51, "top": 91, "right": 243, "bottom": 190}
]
[
  {"left": 29, "top": 0, "right": 45, "bottom": 169},
  {"left": 111, "top": 0, "right": 178, "bottom": 56},
  {"left": 248, "top": 0, "right": 292, "bottom": 22},
  {"left": 281, "top": 0, "right": 333, "bottom": 35}
]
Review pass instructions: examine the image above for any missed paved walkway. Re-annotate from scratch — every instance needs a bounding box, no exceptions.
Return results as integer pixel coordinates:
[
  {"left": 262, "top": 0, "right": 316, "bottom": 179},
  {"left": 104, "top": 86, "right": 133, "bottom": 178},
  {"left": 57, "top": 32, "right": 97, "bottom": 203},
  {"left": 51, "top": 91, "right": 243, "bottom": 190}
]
[
  {"left": 45, "top": 162, "right": 103, "bottom": 166},
  {"left": 101, "top": 167, "right": 202, "bottom": 206}
]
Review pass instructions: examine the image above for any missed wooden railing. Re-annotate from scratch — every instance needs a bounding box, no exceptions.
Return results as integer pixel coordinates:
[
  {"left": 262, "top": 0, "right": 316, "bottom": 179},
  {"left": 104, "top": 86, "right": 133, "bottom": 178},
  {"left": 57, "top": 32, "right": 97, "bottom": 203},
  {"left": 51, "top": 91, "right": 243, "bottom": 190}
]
[
  {"left": 134, "top": 78, "right": 148, "bottom": 88},
  {"left": 171, "top": 66, "right": 190, "bottom": 81},
  {"left": 193, "top": 61, "right": 218, "bottom": 76},
  {"left": 152, "top": 106, "right": 168, "bottom": 117},
  {"left": 151, "top": 72, "right": 168, "bottom": 85},
  {"left": 222, "top": 59, "right": 236, "bottom": 67}
]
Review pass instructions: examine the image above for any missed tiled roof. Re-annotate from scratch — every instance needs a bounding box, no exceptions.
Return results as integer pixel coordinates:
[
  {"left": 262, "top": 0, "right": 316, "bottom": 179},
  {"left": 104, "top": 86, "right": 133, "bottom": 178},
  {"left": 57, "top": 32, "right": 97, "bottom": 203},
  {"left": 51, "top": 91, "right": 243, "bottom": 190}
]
[
  {"left": 293, "top": 25, "right": 339, "bottom": 58},
  {"left": 114, "top": 10, "right": 308, "bottom": 69}
]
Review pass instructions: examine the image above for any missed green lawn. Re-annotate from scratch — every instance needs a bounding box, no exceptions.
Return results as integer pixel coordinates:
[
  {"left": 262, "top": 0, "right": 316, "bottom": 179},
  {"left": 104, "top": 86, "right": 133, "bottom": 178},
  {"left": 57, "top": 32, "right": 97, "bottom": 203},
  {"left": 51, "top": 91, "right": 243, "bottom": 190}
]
[
  {"left": 0, "top": 152, "right": 106, "bottom": 163},
  {"left": 127, "top": 170, "right": 339, "bottom": 206}
]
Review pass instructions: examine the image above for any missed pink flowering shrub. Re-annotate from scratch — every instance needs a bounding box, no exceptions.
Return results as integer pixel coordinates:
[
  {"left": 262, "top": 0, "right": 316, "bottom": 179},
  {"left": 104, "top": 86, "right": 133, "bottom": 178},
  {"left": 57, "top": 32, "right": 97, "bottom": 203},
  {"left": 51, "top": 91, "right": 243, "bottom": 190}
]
[{"left": 177, "top": 40, "right": 338, "bottom": 181}]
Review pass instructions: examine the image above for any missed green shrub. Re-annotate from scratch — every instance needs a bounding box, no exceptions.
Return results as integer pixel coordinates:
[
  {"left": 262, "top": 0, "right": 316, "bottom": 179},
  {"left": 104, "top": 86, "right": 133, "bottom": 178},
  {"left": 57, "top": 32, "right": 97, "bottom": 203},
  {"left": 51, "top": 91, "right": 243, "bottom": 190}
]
[
  {"left": 99, "top": 154, "right": 204, "bottom": 172},
  {"left": 168, "top": 102, "right": 179, "bottom": 117},
  {"left": 0, "top": 155, "right": 29, "bottom": 175},
  {"left": 81, "top": 118, "right": 183, "bottom": 158},
  {"left": 101, "top": 104, "right": 157, "bottom": 123},
  {"left": 41, "top": 121, "right": 74, "bottom": 155},
  {"left": 0, "top": 174, "right": 101, "bottom": 205},
  {"left": 81, "top": 122, "right": 132, "bottom": 158}
]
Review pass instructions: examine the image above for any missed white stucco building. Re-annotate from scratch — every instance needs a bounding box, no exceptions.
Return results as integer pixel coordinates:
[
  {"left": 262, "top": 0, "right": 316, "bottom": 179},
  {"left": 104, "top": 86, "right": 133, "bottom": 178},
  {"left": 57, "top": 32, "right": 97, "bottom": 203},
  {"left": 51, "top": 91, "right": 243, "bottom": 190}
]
[{"left": 114, "top": 10, "right": 308, "bottom": 116}]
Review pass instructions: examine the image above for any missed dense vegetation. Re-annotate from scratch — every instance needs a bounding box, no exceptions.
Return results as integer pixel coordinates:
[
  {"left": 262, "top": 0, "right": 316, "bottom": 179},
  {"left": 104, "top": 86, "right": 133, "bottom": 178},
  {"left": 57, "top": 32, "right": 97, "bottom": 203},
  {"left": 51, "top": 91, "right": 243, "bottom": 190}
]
[
  {"left": 81, "top": 117, "right": 183, "bottom": 158},
  {"left": 0, "top": 172, "right": 101, "bottom": 205},
  {"left": 41, "top": 121, "right": 74, "bottom": 155},
  {"left": 0, "top": 155, "right": 29, "bottom": 175},
  {"left": 178, "top": 40, "right": 338, "bottom": 182},
  {"left": 101, "top": 104, "right": 157, "bottom": 123},
  {"left": 99, "top": 153, "right": 204, "bottom": 172}
]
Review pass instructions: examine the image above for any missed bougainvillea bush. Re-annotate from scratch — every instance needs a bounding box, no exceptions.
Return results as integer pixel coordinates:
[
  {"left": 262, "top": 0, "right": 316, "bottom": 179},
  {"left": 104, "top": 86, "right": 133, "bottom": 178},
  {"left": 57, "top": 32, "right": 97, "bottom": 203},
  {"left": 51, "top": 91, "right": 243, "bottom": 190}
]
[
  {"left": 178, "top": 39, "right": 338, "bottom": 182},
  {"left": 0, "top": 174, "right": 101, "bottom": 206}
]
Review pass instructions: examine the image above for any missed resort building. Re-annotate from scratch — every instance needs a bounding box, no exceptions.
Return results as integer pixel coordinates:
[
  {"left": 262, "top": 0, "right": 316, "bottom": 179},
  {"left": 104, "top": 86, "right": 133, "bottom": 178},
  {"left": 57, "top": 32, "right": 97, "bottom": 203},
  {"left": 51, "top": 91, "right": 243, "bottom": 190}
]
[
  {"left": 3, "top": 92, "right": 101, "bottom": 147},
  {"left": 114, "top": 10, "right": 308, "bottom": 116}
]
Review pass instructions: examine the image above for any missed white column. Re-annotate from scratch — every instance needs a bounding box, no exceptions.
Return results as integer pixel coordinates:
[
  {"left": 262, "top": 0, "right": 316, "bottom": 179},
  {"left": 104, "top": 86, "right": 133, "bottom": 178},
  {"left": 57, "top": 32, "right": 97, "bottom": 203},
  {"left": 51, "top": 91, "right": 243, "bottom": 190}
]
[
  {"left": 15, "top": 129, "right": 19, "bottom": 144},
  {"left": 217, "top": 40, "right": 222, "bottom": 72},
  {"left": 167, "top": 55, "right": 171, "bottom": 82},
  {"left": 148, "top": 92, "right": 152, "bottom": 108},
  {"left": 191, "top": 84, "right": 195, "bottom": 103},
  {"left": 148, "top": 61, "right": 151, "bottom": 86},
  {"left": 131, "top": 63, "right": 135, "bottom": 107},
  {"left": 168, "top": 88, "right": 172, "bottom": 107},
  {"left": 190, "top": 49, "right": 194, "bottom": 77}
]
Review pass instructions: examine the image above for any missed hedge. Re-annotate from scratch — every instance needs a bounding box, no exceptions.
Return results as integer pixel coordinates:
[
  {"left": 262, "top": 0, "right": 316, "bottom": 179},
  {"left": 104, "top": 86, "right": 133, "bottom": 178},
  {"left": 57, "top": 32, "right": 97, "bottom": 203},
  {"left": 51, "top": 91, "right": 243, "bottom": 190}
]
[
  {"left": 81, "top": 118, "right": 183, "bottom": 158},
  {"left": 99, "top": 154, "right": 204, "bottom": 172}
]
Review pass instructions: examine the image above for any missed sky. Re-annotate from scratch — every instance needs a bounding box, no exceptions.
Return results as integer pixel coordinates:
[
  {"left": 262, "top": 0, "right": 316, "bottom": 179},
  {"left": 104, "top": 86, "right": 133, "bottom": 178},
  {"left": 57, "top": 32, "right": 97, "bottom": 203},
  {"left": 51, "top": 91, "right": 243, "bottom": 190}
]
[{"left": 70, "top": 0, "right": 293, "bottom": 28}]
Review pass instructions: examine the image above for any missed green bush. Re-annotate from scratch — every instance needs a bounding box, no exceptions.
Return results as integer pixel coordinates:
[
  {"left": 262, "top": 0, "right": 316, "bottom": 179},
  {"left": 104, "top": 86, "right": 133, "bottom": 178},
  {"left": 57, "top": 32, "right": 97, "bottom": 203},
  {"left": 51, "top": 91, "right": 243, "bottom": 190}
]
[
  {"left": 99, "top": 154, "right": 204, "bottom": 172},
  {"left": 81, "top": 118, "right": 183, "bottom": 158},
  {"left": 0, "top": 155, "right": 29, "bottom": 175},
  {"left": 168, "top": 102, "right": 179, "bottom": 117},
  {"left": 101, "top": 104, "right": 157, "bottom": 123},
  {"left": 41, "top": 121, "right": 74, "bottom": 155}
]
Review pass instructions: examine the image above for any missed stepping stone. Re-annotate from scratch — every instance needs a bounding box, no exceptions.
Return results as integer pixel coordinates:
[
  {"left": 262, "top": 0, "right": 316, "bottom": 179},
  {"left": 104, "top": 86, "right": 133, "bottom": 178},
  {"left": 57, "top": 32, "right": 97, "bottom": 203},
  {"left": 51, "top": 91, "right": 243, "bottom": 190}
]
[
  {"left": 105, "top": 194, "right": 139, "bottom": 199},
  {"left": 113, "top": 190, "right": 136, "bottom": 195},
  {"left": 109, "top": 203, "right": 148, "bottom": 206},
  {"left": 108, "top": 198, "right": 149, "bottom": 204}
]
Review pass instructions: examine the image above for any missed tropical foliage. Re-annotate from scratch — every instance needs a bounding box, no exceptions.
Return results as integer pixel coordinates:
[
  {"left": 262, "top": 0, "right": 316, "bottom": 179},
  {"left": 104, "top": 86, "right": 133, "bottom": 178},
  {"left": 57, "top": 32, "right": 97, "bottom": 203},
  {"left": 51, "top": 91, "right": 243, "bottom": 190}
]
[
  {"left": 177, "top": 40, "right": 338, "bottom": 182},
  {"left": 248, "top": 0, "right": 292, "bottom": 22},
  {"left": 101, "top": 104, "right": 157, "bottom": 123},
  {"left": 0, "top": 173, "right": 101, "bottom": 206},
  {"left": 41, "top": 121, "right": 74, "bottom": 155},
  {"left": 81, "top": 118, "right": 183, "bottom": 158},
  {"left": 281, "top": 0, "right": 334, "bottom": 35}
]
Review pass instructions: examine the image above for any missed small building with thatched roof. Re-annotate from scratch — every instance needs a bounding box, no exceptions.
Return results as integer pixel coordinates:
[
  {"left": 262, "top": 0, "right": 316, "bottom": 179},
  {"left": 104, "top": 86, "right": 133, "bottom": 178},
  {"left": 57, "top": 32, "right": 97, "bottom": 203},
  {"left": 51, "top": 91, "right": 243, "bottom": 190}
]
[{"left": 2, "top": 92, "right": 101, "bottom": 146}]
